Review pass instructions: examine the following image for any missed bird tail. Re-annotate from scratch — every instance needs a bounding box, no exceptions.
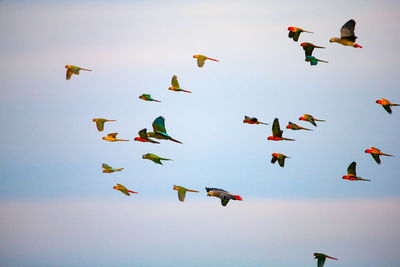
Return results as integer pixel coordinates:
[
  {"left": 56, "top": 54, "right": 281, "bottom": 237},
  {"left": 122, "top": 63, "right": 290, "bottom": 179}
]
[
  {"left": 116, "top": 168, "right": 124, "bottom": 171},
  {"left": 283, "top": 137, "right": 295, "bottom": 141},
  {"left": 127, "top": 190, "right": 138, "bottom": 194},
  {"left": 106, "top": 120, "right": 116, "bottom": 122},
  {"left": 391, "top": 103, "right": 400, "bottom": 106},
  {"left": 315, "top": 46, "right": 325, "bottom": 49},
  {"left": 302, "top": 127, "right": 313, "bottom": 131},
  {"left": 318, "top": 59, "right": 328, "bottom": 63},
  {"left": 359, "top": 178, "right": 371, "bottom": 181},
  {"left": 315, "top": 119, "right": 325, "bottom": 122},
  {"left": 381, "top": 153, "right": 394, "bottom": 157},
  {"left": 187, "top": 189, "right": 199, "bottom": 193},
  {"left": 182, "top": 89, "right": 192, "bottom": 93},
  {"left": 117, "top": 139, "right": 129, "bottom": 141},
  {"left": 80, "top": 68, "right": 92, "bottom": 71},
  {"left": 326, "top": 256, "right": 338, "bottom": 260},
  {"left": 160, "top": 158, "right": 172, "bottom": 161},
  {"left": 259, "top": 122, "right": 269, "bottom": 125},
  {"left": 207, "top": 57, "right": 219, "bottom": 62},
  {"left": 234, "top": 195, "right": 243, "bottom": 201},
  {"left": 153, "top": 99, "right": 161, "bottom": 103},
  {"left": 303, "top": 30, "right": 313, "bottom": 33},
  {"left": 354, "top": 44, "right": 363, "bottom": 48},
  {"left": 170, "top": 138, "right": 183, "bottom": 144}
]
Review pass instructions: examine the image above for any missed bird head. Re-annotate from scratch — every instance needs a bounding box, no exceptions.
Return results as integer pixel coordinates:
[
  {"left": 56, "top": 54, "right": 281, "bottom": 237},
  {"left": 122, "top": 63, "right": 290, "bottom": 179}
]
[
  {"left": 376, "top": 99, "right": 381, "bottom": 104},
  {"left": 142, "top": 155, "right": 147, "bottom": 159},
  {"left": 173, "top": 185, "right": 179, "bottom": 191},
  {"left": 286, "top": 124, "right": 292, "bottom": 129},
  {"left": 329, "top": 38, "right": 336, "bottom": 43},
  {"left": 267, "top": 136, "right": 273, "bottom": 140},
  {"left": 193, "top": 55, "right": 198, "bottom": 58},
  {"left": 168, "top": 87, "right": 175, "bottom": 91},
  {"left": 102, "top": 137, "right": 106, "bottom": 140},
  {"left": 92, "top": 118, "right": 97, "bottom": 122},
  {"left": 65, "top": 65, "right": 71, "bottom": 69},
  {"left": 342, "top": 175, "right": 348, "bottom": 179},
  {"left": 299, "top": 116, "right": 305, "bottom": 121},
  {"left": 113, "top": 185, "right": 118, "bottom": 190},
  {"left": 365, "top": 149, "right": 371, "bottom": 153},
  {"left": 207, "top": 191, "right": 214, "bottom": 197},
  {"left": 272, "top": 153, "right": 278, "bottom": 157},
  {"left": 313, "top": 253, "right": 319, "bottom": 259},
  {"left": 134, "top": 137, "right": 141, "bottom": 142},
  {"left": 288, "top": 27, "right": 293, "bottom": 31}
]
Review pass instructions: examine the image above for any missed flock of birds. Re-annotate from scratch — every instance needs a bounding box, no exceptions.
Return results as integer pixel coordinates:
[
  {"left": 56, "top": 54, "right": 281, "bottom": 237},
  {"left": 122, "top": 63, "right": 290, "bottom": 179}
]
[{"left": 64, "top": 19, "right": 398, "bottom": 267}]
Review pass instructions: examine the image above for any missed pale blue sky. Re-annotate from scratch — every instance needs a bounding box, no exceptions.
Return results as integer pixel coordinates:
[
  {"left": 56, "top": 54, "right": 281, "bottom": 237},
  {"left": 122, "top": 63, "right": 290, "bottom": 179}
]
[{"left": 0, "top": 1, "right": 399, "bottom": 266}]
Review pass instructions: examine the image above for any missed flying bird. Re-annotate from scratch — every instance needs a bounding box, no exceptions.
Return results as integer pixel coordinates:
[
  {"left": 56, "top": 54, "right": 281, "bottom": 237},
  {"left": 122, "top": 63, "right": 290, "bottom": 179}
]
[
  {"left": 139, "top": 94, "right": 161, "bottom": 103},
  {"left": 173, "top": 185, "right": 199, "bottom": 202},
  {"left": 193, "top": 55, "right": 219, "bottom": 67},
  {"left": 365, "top": 147, "right": 393, "bottom": 164},
  {"left": 271, "top": 153, "right": 290, "bottom": 167},
  {"left": 329, "top": 19, "right": 362, "bottom": 48},
  {"left": 142, "top": 153, "right": 172, "bottom": 165},
  {"left": 146, "top": 116, "right": 182, "bottom": 144},
  {"left": 299, "top": 114, "right": 325, "bottom": 127},
  {"left": 168, "top": 75, "right": 191, "bottom": 93},
  {"left": 267, "top": 118, "right": 295, "bottom": 141},
  {"left": 102, "top": 133, "right": 129, "bottom": 142},
  {"left": 65, "top": 65, "right": 92, "bottom": 80},
  {"left": 286, "top": 122, "right": 312, "bottom": 131},
  {"left": 243, "top": 116, "right": 268, "bottom": 125},
  {"left": 301, "top": 42, "right": 325, "bottom": 57},
  {"left": 306, "top": 56, "right": 328, "bottom": 66},
  {"left": 205, "top": 187, "right": 242, "bottom": 206},
  {"left": 134, "top": 128, "right": 160, "bottom": 144},
  {"left": 113, "top": 184, "right": 138, "bottom": 196},
  {"left": 102, "top": 163, "right": 123, "bottom": 173},
  {"left": 92, "top": 118, "right": 116, "bottom": 131},
  {"left": 376, "top": 98, "right": 400, "bottom": 114},
  {"left": 287, "top": 27, "right": 313, "bottom": 42},
  {"left": 314, "top": 253, "right": 338, "bottom": 267},
  {"left": 343, "top": 161, "right": 370, "bottom": 181}
]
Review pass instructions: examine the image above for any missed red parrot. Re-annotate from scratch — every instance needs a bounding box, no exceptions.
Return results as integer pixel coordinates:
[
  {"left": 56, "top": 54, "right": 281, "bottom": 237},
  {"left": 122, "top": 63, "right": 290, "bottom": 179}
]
[
  {"left": 342, "top": 161, "right": 370, "bottom": 181},
  {"left": 365, "top": 147, "right": 393, "bottom": 164},
  {"left": 288, "top": 27, "right": 313, "bottom": 42},
  {"left": 376, "top": 98, "right": 400, "bottom": 114},
  {"left": 267, "top": 118, "right": 295, "bottom": 141},
  {"left": 299, "top": 114, "right": 325, "bottom": 127}
]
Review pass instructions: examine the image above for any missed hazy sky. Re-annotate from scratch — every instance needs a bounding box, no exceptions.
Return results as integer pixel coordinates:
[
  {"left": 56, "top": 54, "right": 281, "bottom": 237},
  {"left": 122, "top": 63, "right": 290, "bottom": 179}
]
[{"left": 0, "top": 1, "right": 399, "bottom": 266}]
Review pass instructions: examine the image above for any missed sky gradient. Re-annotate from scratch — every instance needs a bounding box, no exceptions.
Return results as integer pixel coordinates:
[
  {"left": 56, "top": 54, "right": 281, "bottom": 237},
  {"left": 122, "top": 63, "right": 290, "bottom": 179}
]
[{"left": 1, "top": 1, "right": 400, "bottom": 266}]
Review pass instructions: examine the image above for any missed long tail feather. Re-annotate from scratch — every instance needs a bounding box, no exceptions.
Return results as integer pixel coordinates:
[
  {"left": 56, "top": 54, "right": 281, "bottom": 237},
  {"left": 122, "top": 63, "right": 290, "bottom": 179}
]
[
  {"left": 154, "top": 99, "right": 161, "bottom": 103},
  {"left": 160, "top": 158, "right": 172, "bottom": 161},
  {"left": 259, "top": 122, "right": 269, "bottom": 125},
  {"left": 304, "top": 30, "right": 313, "bottom": 33},
  {"left": 283, "top": 138, "right": 295, "bottom": 141},
  {"left": 80, "top": 68, "right": 92, "bottom": 71},
  {"left": 127, "top": 190, "right": 138, "bottom": 194},
  {"left": 170, "top": 138, "right": 183, "bottom": 144},
  {"left": 354, "top": 44, "right": 363, "bottom": 48},
  {"left": 187, "top": 189, "right": 199, "bottom": 193},
  {"left": 302, "top": 127, "right": 313, "bottom": 131},
  {"left": 116, "top": 168, "right": 124, "bottom": 171},
  {"left": 207, "top": 57, "right": 219, "bottom": 62},
  {"left": 382, "top": 153, "right": 394, "bottom": 157},
  {"left": 182, "top": 90, "right": 192, "bottom": 93},
  {"left": 315, "top": 46, "right": 325, "bottom": 49},
  {"left": 318, "top": 59, "right": 328, "bottom": 63},
  {"left": 326, "top": 256, "right": 338, "bottom": 260},
  {"left": 117, "top": 139, "right": 129, "bottom": 141},
  {"left": 391, "top": 103, "right": 400, "bottom": 106},
  {"left": 315, "top": 119, "right": 326, "bottom": 122}
]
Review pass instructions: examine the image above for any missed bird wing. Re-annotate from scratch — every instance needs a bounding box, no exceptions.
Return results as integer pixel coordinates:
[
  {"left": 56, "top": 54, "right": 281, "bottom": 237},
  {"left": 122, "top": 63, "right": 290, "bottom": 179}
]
[
  {"left": 152, "top": 116, "right": 167, "bottom": 133},
  {"left": 371, "top": 147, "right": 380, "bottom": 152},
  {"left": 250, "top": 117, "right": 258, "bottom": 122},
  {"left": 347, "top": 161, "right": 357, "bottom": 176},
  {"left": 288, "top": 31, "right": 295, "bottom": 38},
  {"left": 221, "top": 196, "right": 230, "bottom": 206},
  {"left": 383, "top": 105, "right": 392, "bottom": 114},
  {"left": 205, "top": 187, "right": 227, "bottom": 193},
  {"left": 271, "top": 156, "right": 278, "bottom": 164},
  {"left": 272, "top": 118, "right": 283, "bottom": 137},
  {"left": 143, "top": 94, "right": 151, "bottom": 98},
  {"left": 138, "top": 128, "right": 148, "bottom": 138},
  {"left": 293, "top": 31, "right": 301, "bottom": 42},
  {"left": 340, "top": 19, "right": 357, "bottom": 41},
  {"left": 171, "top": 75, "right": 180, "bottom": 88},
  {"left": 96, "top": 120, "right": 105, "bottom": 131},
  {"left": 303, "top": 46, "right": 314, "bottom": 57},
  {"left": 108, "top": 133, "right": 118, "bottom": 138},
  {"left": 102, "top": 163, "right": 112, "bottom": 170},
  {"left": 177, "top": 188, "right": 186, "bottom": 202},
  {"left": 197, "top": 57, "right": 205, "bottom": 67},
  {"left": 372, "top": 154, "right": 381, "bottom": 164},
  {"left": 117, "top": 184, "right": 130, "bottom": 196},
  {"left": 66, "top": 69, "right": 73, "bottom": 80},
  {"left": 317, "top": 257, "right": 326, "bottom": 267},
  {"left": 278, "top": 157, "right": 285, "bottom": 167}
]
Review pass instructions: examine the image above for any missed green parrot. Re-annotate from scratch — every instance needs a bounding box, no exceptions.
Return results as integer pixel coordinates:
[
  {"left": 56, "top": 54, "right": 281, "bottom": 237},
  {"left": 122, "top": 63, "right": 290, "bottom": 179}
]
[
  {"left": 299, "top": 114, "right": 325, "bottom": 127},
  {"left": 102, "top": 163, "right": 123, "bottom": 173},
  {"left": 286, "top": 121, "right": 312, "bottom": 131},
  {"left": 142, "top": 153, "right": 172, "bottom": 165},
  {"left": 193, "top": 55, "right": 219, "bottom": 67},
  {"left": 92, "top": 118, "right": 116, "bottom": 131},
  {"left": 271, "top": 153, "right": 290, "bottom": 167},
  {"left": 139, "top": 94, "right": 161, "bottom": 103},
  {"left": 146, "top": 116, "right": 182, "bottom": 144},
  {"left": 300, "top": 42, "right": 325, "bottom": 57},
  {"left": 65, "top": 65, "right": 92, "bottom": 80},
  {"left": 168, "top": 75, "right": 191, "bottom": 93},
  {"left": 314, "top": 253, "right": 338, "bottom": 267},
  {"left": 306, "top": 56, "right": 328, "bottom": 66},
  {"left": 173, "top": 185, "right": 199, "bottom": 202},
  {"left": 113, "top": 184, "right": 138, "bottom": 196}
]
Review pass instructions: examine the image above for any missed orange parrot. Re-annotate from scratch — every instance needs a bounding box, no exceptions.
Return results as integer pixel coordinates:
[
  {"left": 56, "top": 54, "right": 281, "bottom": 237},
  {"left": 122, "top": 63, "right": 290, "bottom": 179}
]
[
  {"left": 267, "top": 118, "right": 295, "bottom": 141},
  {"left": 365, "top": 147, "right": 393, "bottom": 164},
  {"left": 376, "top": 98, "right": 400, "bottom": 114}
]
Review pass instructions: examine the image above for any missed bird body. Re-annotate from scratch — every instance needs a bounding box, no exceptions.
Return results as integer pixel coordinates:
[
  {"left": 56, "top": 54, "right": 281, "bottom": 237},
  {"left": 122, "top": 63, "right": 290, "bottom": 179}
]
[
  {"left": 102, "top": 163, "right": 123, "bottom": 173},
  {"left": 92, "top": 118, "right": 116, "bottom": 131},
  {"left": 314, "top": 253, "right": 338, "bottom": 267},
  {"left": 301, "top": 42, "right": 325, "bottom": 57},
  {"left": 193, "top": 55, "right": 219, "bottom": 67},
  {"left": 173, "top": 185, "right": 199, "bottom": 202},
  {"left": 139, "top": 94, "right": 161, "bottom": 103},
  {"left": 271, "top": 153, "right": 290, "bottom": 167},
  {"left": 113, "top": 184, "right": 138, "bottom": 196},
  {"left": 142, "top": 153, "right": 171, "bottom": 165},
  {"left": 329, "top": 19, "right": 362, "bottom": 48},
  {"left": 146, "top": 116, "right": 182, "bottom": 144},
  {"left": 376, "top": 98, "right": 400, "bottom": 114},
  {"left": 205, "top": 187, "right": 242, "bottom": 206},
  {"left": 134, "top": 128, "right": 160, "bottom": 144},
  {"left": 243, "top": 116, "right": 268, "bottom": 125},
  {"left": 299, "top": 114, "right": 325, "bottom": 127},
  {"left": 288, "top": 27, "right": 313, "bottom": 42},
  {"left": 103, "top": 133, "right": 129, "bottom": 142},
  {"left": 365, "top": 147, "right": 393, "bottom": 164},
  {"left": 306, "top": 56, "right": 328, "bottom": 66},
  {"left": 169, "top": 75, "right": 191, "bottom": 93},
  {"left": 343, "top": 161, "right": 370, "bottom": 181},
  {"left": 286, "top": 122, "right": 312, "bottom": 131},
  {"left": 65, "top": 65, "right": 92, "bottom": 80},
  {"left": 267, "top": 118, "right": 295, "bottom": 141}
]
